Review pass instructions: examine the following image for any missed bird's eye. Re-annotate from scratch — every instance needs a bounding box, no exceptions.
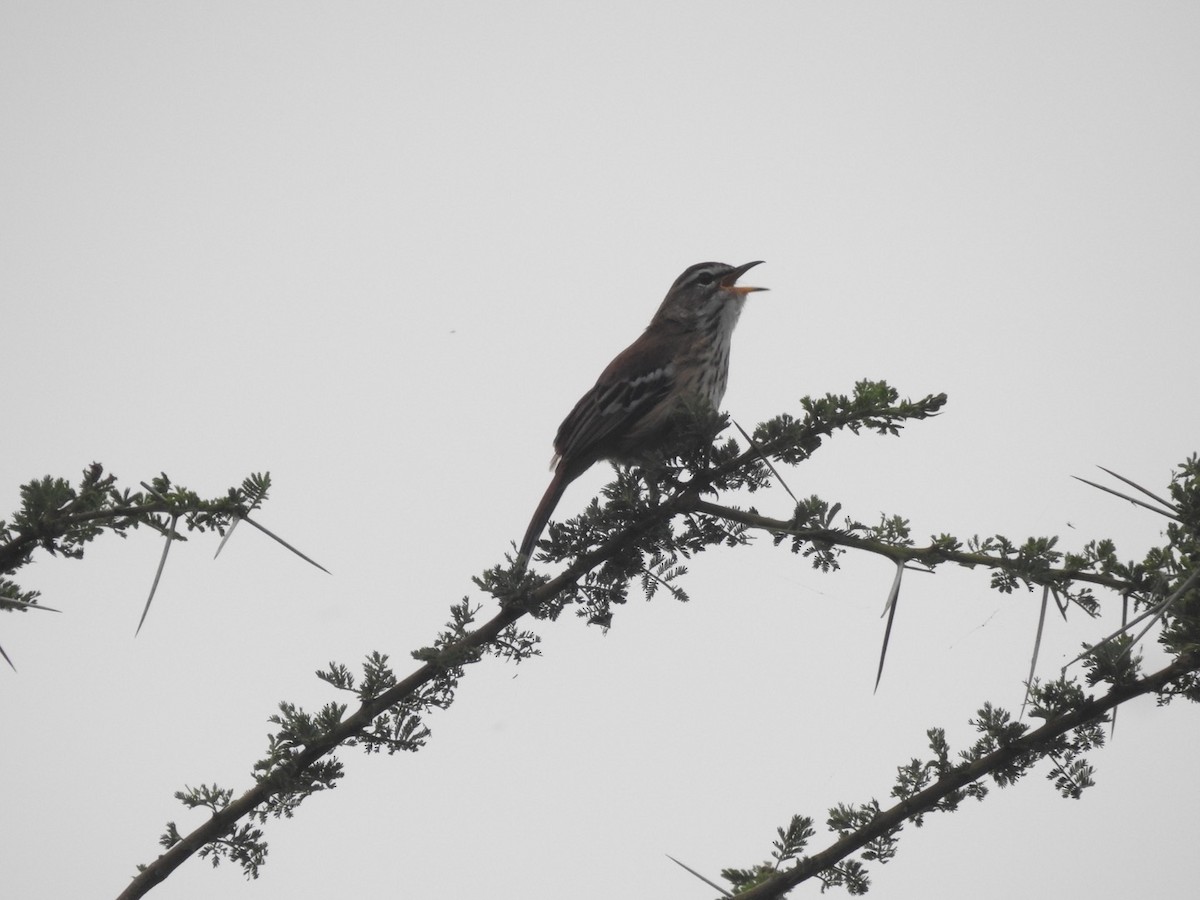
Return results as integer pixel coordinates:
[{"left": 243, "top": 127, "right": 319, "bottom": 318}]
[{"left": 694, "top": 271, "right": 716, "bottom": 286}]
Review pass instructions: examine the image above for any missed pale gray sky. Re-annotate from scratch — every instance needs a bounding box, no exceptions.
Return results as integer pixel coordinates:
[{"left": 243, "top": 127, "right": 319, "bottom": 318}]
[{"left": 3, "top": 3, "right": 1199, "bottom": 898}]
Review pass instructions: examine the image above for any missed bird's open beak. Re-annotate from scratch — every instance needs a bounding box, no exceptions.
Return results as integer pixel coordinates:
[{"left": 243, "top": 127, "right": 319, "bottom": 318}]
[{"left": 723, "top": 260, "right": 767, "bottom": 295}]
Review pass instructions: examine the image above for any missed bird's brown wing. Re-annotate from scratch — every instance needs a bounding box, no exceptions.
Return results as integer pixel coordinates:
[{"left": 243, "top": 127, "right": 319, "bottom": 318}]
[
  {"left": 553, "top": 330, "right": 677, "bottom": 466},
  {"left": 520, "top": 332, "right": 676, "bottom": 561}
]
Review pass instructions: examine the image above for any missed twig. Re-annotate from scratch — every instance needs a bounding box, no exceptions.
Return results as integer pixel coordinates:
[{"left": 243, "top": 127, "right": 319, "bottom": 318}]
[
  {"left": 242, "top": 516, "right": 330, "bottom": 575},
  {"left": 1072, "top": 476, "right": 1180, "bottom": 522},
  {"left": 732, "top": 419, "right": 797, "bottom": 503},
  {"left": 1021, "top": 586, "right": 1051, "bottom": 718},
  {"left": 666, "top": 854, "right": 733, "bottom": 897},
  {"left": 136, "top": 515, "right": 178, "bottom": 636},
  {"left": 874, "top": 561, "right": 904, "bottom": 693},
  {"left": 1061, "top": 569, "right": 1200, "bottom": 674},
  {"left": 1096, "top": 466, "right": 1178, "bottom": 516},
  {"left": 0, "top": 597, "right": 60, "bottom": 613},
  {"left": 687, "top": 499, "right": 1135, "bottom": 595},
  {"left": 213, "top": 516, "right": 241, "bottom": 559}
]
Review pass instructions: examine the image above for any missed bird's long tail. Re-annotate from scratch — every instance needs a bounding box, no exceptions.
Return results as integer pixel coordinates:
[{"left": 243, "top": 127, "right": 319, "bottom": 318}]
[{"left": 519, "top": 465, "right": 571, "bottom": 562}]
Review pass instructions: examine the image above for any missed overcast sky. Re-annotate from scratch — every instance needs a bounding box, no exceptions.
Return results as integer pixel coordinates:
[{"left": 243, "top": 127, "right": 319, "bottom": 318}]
[{"left": 3, "top": 3, "right": 1199, "bottom": 899}]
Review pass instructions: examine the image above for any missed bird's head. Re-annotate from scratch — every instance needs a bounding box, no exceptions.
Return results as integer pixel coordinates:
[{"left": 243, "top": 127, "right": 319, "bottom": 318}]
[{"left": 654, "top": 260, "right": 766, "bottom": 327}]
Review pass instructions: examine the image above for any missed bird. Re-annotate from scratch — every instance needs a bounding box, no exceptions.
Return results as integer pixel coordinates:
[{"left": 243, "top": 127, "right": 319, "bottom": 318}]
[{"left": 518, "top": 260, "right": 766, "bottom": 562}]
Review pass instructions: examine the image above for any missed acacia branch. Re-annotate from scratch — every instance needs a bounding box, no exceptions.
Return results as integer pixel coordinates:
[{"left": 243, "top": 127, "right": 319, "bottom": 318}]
[
  {"left": 0, "top": 501, "right": 172, "bottom": 573},
  {"left": 732, "top": 651, "right": 1200, "bottom": 900},
  {"left": 117, "top": 390, "right": 1175, "bottom": 896},
  {"left": 116, "top": 506, "right": 684, "bottom": 899},
  {"left": 120, "top": 394, "right": 933, "bottom": 895},
  {"left": 688, "top": 499, "right": 1137, "bottom": 594}
]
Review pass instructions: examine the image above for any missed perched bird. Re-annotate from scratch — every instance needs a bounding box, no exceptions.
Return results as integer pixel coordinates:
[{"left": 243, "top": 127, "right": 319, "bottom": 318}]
[{"left": 518, "top": 260, "right": 766, "bottom": 561}]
